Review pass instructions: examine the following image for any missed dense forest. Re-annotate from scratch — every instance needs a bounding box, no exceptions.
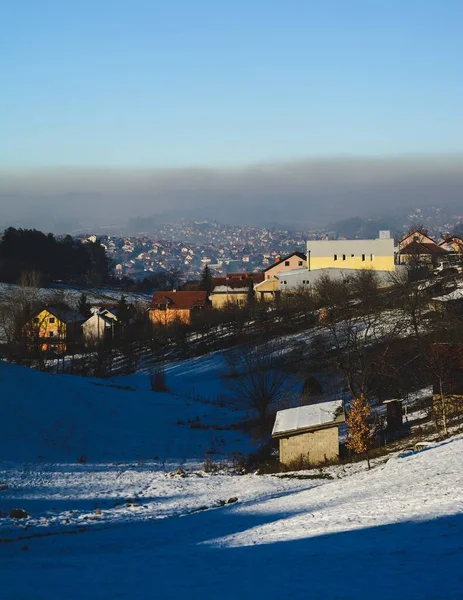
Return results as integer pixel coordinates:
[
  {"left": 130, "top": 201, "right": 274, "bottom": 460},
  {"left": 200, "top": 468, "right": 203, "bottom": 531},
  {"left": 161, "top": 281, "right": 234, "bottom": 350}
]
[{"left": 0, "top": 228, "right": 110, "bottom": 285}]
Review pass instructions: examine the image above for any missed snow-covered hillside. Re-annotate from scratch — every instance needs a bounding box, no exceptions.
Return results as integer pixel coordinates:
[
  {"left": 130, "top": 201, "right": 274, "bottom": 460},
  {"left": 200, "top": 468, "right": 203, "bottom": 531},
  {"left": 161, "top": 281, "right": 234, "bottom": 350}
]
[
  {"left": 1, "top": 352, "right": 462, "bottom": 598},
  {"left": 0, "top": 357, "right": 253, "bottom": 464},
  {"left": 1, "top": 435, "right": 462, "bottom": 599},
  {"left": 0, "top": 281, "right": 151, "bottom": 307}
]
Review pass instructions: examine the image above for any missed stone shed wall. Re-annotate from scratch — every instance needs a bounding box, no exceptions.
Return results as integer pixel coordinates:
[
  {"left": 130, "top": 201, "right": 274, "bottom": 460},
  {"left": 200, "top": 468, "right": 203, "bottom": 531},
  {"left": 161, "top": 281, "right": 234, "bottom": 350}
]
[{"left": 279, "top": 426, "right": 340, "bottom": 466}]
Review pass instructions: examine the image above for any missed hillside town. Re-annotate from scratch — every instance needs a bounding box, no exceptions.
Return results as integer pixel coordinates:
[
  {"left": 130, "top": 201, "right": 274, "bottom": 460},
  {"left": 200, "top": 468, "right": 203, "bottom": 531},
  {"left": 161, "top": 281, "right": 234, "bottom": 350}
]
[{"left": 74, "top": 210, "right": 463, "bottom": 282}]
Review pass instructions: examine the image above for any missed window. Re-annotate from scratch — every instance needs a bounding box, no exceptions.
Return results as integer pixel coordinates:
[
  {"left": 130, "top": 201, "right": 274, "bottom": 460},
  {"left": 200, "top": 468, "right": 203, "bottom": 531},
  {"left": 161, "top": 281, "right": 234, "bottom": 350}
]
[
  {"left": 342, "top": 254, "right": 346, "bottom": 261},
  {"left": 370, "top": 254, "right": 374, "bottom": 261},
  {"left": 298, "top": 261, "right": 303, "bottom": 266},
  {"left": 49, "top": 317, "right": 55, "bottom": 324},
  {"left": 285, "top": 261, "right": 290, "bottom": 266},
  {"left": 362, "top": 254, "right": 366, "bottom": 261},
  {"left": 351, "top": 254, "right": 355, "bottom": 258},
  {"left": 334, "top": 254, "right": 338, "bottom": 261},
  {"left": 49, "top": 331, "right": 55, "bottom": 337}
]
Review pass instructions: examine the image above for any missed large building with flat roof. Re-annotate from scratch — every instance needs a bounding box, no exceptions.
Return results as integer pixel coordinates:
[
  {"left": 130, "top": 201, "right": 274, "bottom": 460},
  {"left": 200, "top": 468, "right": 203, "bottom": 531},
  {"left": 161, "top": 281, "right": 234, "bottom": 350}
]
[{"left": 306, "top": 232, "right": 395, "bottom": 272}]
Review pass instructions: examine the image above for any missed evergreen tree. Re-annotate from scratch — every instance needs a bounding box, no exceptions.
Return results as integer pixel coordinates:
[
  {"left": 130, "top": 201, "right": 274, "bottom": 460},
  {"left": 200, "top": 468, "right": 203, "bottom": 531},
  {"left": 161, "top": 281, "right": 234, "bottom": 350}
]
[
  {"left": 84, "top": 239, "right": 110, "bottom": 287},
  {"left": 247, "top": 279, "right": 255, "bottom": 305},
  {"left": 116, "top": 295, "right": 131, "bottom": 326},
  {"left": 77, "top": 293, "right": 92, "bottom": 319},
  {"left": 0, "top": 228, "right": 108, "bottom": 285},
  {"left": 346, "top": 396, "right": 374, "bottom": 469},
  {"left": 199, "top": 264, "right": 213, "bottom": 293}
]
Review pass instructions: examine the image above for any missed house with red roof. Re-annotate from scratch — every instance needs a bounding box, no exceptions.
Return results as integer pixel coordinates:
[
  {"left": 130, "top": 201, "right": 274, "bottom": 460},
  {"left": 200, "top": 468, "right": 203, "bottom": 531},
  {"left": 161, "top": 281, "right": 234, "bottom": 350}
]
[
  {"left": 148, "top": 290, "right": 209, "bottom": 326},
  {"left": 397, "top": 230, "right": 447, "bottom": 268}
]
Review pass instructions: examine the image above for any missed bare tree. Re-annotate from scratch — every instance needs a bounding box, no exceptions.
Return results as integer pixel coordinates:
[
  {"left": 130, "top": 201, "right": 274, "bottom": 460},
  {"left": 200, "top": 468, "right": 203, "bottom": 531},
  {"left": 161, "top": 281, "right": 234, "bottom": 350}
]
[
  {"left": 0, "top": 270, "right": 43, "bottom": 363},
  {"left": 314, "top": 271, "right": 405, "bottom": 401},
  {"left": 225, "top": 342, "right": 288, "bottom": 422},
  {"left": 165, "top": 268, "right": 184, "bottom": 291},
  {"left": 422, "top": 340, "right": 463, "bottom": 436}
]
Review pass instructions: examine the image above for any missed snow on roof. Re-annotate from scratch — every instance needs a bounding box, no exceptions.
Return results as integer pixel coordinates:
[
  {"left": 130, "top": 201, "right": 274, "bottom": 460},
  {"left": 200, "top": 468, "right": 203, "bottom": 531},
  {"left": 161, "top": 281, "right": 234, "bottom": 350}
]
[
  {"left": 275, "top": 267, "right": 308, "bottom": 278},
  {"left": 212, "top": 285, "right": 248, "bottom": 293},
  {"left": 432, "top": 289, "right": 463, "bottom": 302},
  {"left": 272, "top": 399, "right": 344, "bottom": 436}
]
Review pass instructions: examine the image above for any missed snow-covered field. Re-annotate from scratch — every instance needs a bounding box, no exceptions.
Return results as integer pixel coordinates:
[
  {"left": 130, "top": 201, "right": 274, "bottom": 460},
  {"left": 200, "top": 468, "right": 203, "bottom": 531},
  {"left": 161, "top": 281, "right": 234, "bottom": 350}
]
[
  {"left": 0, "top": 355, "right": 254, "bottom": 464},
  {"left": 1, "top": 354, "right": 462, "bottom": 598},
  {"left": 1, "top": 436, "right": 462, "bottom": 599}
]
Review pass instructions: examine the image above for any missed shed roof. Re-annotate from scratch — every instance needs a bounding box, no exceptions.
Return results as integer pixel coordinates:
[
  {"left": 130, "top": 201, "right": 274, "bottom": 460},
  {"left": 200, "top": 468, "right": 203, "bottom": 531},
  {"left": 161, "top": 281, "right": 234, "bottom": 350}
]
[{"left": 272, "top": 399, "right": 344, "bottom": 437}]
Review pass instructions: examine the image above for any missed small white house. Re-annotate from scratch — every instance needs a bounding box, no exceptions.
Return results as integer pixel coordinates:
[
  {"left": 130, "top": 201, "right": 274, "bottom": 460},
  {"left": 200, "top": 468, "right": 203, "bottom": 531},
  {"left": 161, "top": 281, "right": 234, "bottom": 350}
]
[{"left": 82, "top": 310, "right": 118, "bottom": 342}]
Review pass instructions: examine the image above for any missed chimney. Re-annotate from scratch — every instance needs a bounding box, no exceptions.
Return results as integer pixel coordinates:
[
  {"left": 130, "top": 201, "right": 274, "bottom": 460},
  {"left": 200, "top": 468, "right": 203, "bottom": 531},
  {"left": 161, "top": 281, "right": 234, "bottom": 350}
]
[{"left": 274, "top": 255, "right": 282, "bottom": 263}]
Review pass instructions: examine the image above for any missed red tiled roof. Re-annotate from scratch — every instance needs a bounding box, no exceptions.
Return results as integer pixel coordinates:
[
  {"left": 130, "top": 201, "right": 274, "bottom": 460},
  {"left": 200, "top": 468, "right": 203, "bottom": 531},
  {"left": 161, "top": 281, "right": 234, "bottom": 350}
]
[
  {"left": 150, "top": 290, "right": 208, "bottom": 310},
  {"left": 211, "top": 278, "right": 254, "bottom": 289},
  {"left": 399, "top": 241, "right": 447, "bottom": 255}
]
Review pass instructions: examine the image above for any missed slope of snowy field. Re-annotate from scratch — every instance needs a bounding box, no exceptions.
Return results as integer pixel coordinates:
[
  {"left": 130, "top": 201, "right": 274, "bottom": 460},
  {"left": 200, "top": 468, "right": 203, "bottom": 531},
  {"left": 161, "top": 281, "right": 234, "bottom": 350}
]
[
  {"left": 1, "top": 436, "right": 462, "bottom": 599},
  {"left": 0, "top": 358, "right": 253, "bottom": 464}
]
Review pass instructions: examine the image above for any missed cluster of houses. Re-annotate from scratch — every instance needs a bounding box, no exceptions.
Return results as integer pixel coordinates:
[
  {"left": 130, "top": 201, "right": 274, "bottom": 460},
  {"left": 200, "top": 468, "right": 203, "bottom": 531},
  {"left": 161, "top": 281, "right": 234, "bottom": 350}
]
[
  {"left": 89, "top": 221, "right": 313, "bottom": 281},
  {"left": 27, "top": 229, "right": 463, "bottom": 355},
  {"left": 26, "top": 304, "right": 123, "bottom": 354},
  {"left": 148, "top": 229, "right": 463, "bottom": 324}
]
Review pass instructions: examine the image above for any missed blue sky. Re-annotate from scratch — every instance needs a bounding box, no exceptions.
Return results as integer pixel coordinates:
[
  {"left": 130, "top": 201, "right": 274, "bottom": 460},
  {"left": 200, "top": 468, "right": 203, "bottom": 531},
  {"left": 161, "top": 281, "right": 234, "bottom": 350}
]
[{"left": 1, "top": 0, "right": 462, "bottom": 167}]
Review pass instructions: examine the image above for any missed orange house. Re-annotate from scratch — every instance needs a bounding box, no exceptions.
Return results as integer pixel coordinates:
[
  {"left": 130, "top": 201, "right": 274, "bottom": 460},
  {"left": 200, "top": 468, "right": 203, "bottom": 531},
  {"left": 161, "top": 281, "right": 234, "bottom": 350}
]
[
  {"left": 263, "top": 252, "right": 307, "bottom": 280},
  {"left": 149, "top": 291, "right": 208, "bottom": 326}
]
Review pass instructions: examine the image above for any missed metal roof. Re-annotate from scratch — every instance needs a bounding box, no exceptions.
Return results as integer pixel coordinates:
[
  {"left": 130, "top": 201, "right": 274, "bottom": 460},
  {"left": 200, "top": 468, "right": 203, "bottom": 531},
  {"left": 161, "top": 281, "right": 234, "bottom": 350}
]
[{"left": 272, "top": 399, "right": 344, "bottom": 437}]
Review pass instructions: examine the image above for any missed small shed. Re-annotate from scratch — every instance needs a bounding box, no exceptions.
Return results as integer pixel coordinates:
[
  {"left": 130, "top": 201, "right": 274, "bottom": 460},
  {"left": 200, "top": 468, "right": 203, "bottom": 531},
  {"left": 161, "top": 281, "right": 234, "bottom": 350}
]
[
  {"left": 383, "top": 399, "right": 403, "bottom": 432},
  {"left": 272, "top": 400, "right": 345, "bottom": 466}
]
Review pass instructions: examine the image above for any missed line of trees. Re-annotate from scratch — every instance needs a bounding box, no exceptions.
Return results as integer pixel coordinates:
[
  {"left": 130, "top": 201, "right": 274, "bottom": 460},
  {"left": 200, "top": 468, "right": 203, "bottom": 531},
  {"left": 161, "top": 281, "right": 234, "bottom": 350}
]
[{"left": 0, "top": 228, "right": 110, "bottom": 285}]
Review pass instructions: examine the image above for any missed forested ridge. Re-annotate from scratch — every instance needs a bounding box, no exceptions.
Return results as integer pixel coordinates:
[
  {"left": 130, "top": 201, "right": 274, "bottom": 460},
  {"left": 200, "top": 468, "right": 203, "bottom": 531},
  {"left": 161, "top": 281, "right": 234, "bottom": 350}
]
[{"left": 0, "top": 228, "right": 110, "bottom": 285}]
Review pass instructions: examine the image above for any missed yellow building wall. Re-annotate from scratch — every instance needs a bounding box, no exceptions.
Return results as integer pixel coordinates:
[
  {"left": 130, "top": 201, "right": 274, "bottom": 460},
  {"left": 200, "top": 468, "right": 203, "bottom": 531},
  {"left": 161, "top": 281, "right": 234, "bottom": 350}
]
[
  {"left": 149, "top": 308, "right": 191, "bottom": 326},
  {"left": 256, "top": 278, "right": 279, "bottom": 292},
  {"left": 211, "top": 293, "right": 248, "bottom": 310},
  {"left": 29, "top": 310, "right": 67, "bottom": 351},
  {"left": 255, "top": 278, "right": 280, "bottom": 301},
  {"left": 308, "top": 255, "right": 395, "bottom": 271}
]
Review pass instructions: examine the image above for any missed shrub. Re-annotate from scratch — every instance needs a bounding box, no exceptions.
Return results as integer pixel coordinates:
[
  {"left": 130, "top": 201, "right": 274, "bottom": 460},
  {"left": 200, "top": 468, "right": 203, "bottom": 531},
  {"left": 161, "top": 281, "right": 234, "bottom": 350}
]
[
  {"left": 10, "top": 508, "right": 29, "bottom": 519},
  {"left": 203, "top": 457, "right": 221, "bottom": 473},
  {"left": 149, "top": 366, "right": 168, "bottom": 392}
]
